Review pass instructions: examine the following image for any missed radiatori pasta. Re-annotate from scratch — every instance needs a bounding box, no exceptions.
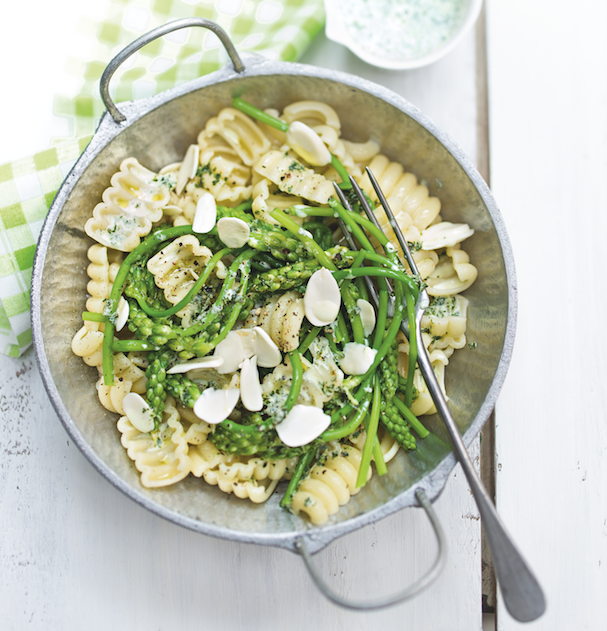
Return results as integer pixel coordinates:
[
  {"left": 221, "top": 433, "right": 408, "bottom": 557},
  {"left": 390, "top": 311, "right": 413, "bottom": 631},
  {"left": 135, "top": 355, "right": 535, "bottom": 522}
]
[{"left": 72, "top": 98, "right": 478, "bottom": 525}]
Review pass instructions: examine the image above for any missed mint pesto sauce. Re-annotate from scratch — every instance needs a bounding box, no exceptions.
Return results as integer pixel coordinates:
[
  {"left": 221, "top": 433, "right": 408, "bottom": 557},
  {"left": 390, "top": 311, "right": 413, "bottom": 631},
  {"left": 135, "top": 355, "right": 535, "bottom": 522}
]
[{"left": 340, "top": 0, "right": 467, "bottom": 61}]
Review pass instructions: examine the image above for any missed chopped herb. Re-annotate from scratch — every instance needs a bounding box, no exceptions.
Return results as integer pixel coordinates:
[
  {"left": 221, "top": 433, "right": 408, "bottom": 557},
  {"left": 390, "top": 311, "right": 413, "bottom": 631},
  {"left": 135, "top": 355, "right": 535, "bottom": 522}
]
[
  {"left": 153, "top": 173, "right": 176, "bottom": 190},
  {"left": 288, "top": 160, "right": 305, "bottom": 172},
  {"left": 196, "top": 164, "right": 212, "bottom": 178},
  {"left": 426, "top": 296, "right": 460, "bottom": 319}
]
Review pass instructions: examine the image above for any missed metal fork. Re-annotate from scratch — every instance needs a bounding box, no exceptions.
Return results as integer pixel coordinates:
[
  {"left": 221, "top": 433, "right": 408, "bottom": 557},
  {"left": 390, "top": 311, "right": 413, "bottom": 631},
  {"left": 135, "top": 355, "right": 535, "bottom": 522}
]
[{"left": 334, "top": 170, "right": 546, "bottom": 623}]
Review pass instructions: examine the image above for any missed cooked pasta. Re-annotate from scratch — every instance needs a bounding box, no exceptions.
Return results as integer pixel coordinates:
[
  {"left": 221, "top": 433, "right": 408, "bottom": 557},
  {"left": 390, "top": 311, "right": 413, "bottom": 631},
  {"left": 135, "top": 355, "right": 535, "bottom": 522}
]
[
  {"left": 290, "top": 443, "right": 368, "bottom": 525},
  {"left": 117, "top": 397, "right": 191, "bottom": 487},
  {"left": 282, "top": 101, "right": 341, "bottom": 131},
  {"left": 425, "top": 245, "right": 478, "bottom": 296},
  {"left": 188, "top": 440, "right": 296, "bottom": 503},
  {"left": 147, "top": 236, "right": 215, "bottom": 306},
  {"left": 72, "top": 98, "right": 478, "bottom": 523},
  {"left": 84, "top": 158, "right": 172, "bottom": 252},
  {"left": 251, "top": 177, "right": 306, "bottom": 224},
  {"left": 198, "top": 107, "right": 272, "bottom": 167},
  {"left": 254, "top": 150, "right": 335, "bottom": 203},
  {"left": 85, "top": 244, "right": 123, "bottom": 313},
  {"left": 72, "top": 324, "right": 147, "bottom": 414},
  {"left": 242, "top": 291, "right": 305, "bottom": 352},
  {"left": 358, "top": 154, "right": 442, "bottom": 252}
]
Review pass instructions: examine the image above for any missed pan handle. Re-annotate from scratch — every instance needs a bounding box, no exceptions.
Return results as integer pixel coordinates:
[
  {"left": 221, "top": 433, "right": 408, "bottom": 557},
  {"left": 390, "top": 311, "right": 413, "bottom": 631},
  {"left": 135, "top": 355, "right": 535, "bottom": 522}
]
[
  {"left": 295, "top": 488, "right": 447, "bottom": 611},
  {"left": 100, "top": 17, "right": 245, "bottom": 124}
]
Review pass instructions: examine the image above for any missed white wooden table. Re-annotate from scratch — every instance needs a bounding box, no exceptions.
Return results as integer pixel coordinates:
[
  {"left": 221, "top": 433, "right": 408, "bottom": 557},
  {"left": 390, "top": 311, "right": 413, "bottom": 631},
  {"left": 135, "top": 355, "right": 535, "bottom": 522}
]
[{"left": 1, "top": 1, "right": 605, "bottom": 629}]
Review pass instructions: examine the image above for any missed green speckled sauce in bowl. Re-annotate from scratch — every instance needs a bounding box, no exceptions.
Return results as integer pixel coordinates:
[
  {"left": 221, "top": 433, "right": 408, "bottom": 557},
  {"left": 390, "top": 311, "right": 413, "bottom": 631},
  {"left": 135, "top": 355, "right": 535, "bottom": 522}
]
[{"left": 324, "top": 0, "right": 484, "bottom": 69}]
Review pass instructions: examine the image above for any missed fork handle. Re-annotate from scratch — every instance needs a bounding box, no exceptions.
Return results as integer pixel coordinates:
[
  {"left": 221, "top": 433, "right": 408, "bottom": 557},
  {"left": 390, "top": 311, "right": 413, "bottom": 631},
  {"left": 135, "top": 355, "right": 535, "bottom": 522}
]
[{"left": 415, "top": 347, "right": 546, "bottom": 622}]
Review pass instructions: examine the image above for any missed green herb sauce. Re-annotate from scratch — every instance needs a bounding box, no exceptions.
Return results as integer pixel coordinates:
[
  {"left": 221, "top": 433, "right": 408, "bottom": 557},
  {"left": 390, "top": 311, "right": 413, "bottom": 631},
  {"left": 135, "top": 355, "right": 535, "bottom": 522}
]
[{"left": 340, "top": 0, "right": 466, "bottom": 61}]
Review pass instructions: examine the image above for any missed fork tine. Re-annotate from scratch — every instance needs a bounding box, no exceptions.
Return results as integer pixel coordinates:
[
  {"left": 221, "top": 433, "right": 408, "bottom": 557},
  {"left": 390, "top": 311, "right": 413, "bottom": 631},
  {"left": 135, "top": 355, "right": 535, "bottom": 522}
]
[
  {"left": 332, "top": 184, "right": 359, "bottom": 251},
  {"left": 349, "top": 176, "right": 381, "bottom": 230},
  {"left": 344, "top": 176, "right": 397, "bottom": 286},
  {"left": 362, "top": 181, "right": 545, "bottom": 618},
  {"left": 332, "top": 183, "right": 382, "bottom": 310},
  {"left": 345, "top": 176, "right": 396, "bottom": 312},
  {"left": 365, "top": 167, "right": 421, "bottom": 278}
]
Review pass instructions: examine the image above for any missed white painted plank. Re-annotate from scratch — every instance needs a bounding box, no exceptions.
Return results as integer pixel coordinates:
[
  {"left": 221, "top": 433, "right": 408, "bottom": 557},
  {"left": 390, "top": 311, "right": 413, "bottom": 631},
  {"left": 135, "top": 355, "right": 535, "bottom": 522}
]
[
  {"left": 486, "top": 0, "right": 607, "bottom": 628},
  {"left": 0, "top": 352, "right": 481, "bottom": 630},
  {"left": 0, "top": 5, "right": 484, "bottom": 629}
]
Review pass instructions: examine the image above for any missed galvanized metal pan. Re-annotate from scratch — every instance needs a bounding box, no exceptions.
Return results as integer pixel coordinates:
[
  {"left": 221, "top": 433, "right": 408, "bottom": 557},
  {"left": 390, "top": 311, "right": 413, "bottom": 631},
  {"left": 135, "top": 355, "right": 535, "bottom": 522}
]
[{"left": 30, "top": 18, "right": 516, "bottom": 610}]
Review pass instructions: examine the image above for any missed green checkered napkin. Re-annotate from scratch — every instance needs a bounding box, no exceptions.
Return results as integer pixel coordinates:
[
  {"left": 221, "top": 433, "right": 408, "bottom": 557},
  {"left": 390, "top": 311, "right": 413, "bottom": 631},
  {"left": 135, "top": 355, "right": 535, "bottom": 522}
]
[{"left": 0, "top": 0, "right": 325, "bottom": 357}]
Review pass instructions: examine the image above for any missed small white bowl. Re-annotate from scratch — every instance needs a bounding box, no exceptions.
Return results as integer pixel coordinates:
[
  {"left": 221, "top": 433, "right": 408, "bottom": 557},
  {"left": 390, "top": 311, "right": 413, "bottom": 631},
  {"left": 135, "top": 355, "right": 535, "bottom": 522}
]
[{"left": 324, "top": 0, "right": 483, "bottom": 70}]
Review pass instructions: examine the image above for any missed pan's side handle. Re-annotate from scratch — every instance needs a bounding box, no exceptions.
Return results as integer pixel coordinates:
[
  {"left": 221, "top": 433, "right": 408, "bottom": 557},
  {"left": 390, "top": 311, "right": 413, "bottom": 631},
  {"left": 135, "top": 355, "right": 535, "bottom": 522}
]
[
  {"left": 100, "top": 17, "right": 245, "bottom": 124},
  {"left": 295, "top": 488, "right": 447, "bottom": 611}
]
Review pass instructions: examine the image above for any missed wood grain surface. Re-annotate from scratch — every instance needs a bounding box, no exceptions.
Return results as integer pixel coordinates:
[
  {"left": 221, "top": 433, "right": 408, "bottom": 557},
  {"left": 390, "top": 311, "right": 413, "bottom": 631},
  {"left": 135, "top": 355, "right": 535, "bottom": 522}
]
[{"left": 486, "top": 0, "right": 607, "bottom": 629}]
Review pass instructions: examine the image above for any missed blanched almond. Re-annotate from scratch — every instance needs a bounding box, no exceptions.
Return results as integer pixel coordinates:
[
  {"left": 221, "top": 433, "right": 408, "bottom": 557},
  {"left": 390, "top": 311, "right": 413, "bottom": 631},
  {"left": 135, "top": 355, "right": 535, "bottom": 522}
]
[
  {"left": 276, "top": 404, "right": 331, "bottom": 447},
  {"left": 236, "top": 329, "right": 257, "bottom": 359},
  {"left": 122, "top": 392, "right": 155, "bottom": 433},
  {"left": 167, "top": 356, "right": 225, "bottom": 374},
  {"left": 252, "top": 326, "right": 282, "bottom": 367},
  {"left": 356, "top": 299, "right": 376, "bottom": 337},
  {"left": 286, "top": 121, "right": 332, "bottom": 167},
  {"left": 217, "top": 217, "right": 250, "bottom": 248},
  {"left": 339, "top": 342, "right": 377, "bottom": 375},
  {"left": 193, "top": 387, "right": 240, "bottom": 424},
  {"left": 304, "top": 267, "right": 341, "bottom": 326},
  {"left": 115, "top": 296, "right": 129, "bottom": 332},
  {"left": 176, "top": 144, "right": 200, "bottom": 195},
  {"left": 193, "top": 191, "right": 217, "bottom": 234},
  {"left": 239, "top": 356, "right": 263, "bottom": 412},
  {"left": 214, "top": 331, "right": 246, "bottom": 374}
]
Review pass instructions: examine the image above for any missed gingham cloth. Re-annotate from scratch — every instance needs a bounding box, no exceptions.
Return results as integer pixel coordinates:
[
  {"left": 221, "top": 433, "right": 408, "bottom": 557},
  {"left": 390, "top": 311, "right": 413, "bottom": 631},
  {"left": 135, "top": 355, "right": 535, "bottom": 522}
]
[{"left": 0, "top": 0, "right": 325, "bottom": 357}]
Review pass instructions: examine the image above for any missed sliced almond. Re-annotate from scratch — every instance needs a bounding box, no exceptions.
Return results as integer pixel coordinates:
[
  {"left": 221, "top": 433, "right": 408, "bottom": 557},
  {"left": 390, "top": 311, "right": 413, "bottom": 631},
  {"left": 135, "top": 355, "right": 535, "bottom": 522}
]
[
  {"left": 421, "top": 222, "right": 474, "bottom": 251},
  {"left": 193, "top": 387, "right": 240, "bottom": 424},
  {"left": 176, "top": 144, "right": 200, "bottom": 195},
  {"left": 237, "top": 328, "right": 257, "bottom": 359},
  {"left": 339, "top": 342, "right": 378, "bottom": 376},
  {"left": 286, "top": 121, "right": 332, "bottom": 167},
  {"left": 193, "top": 191, "right": 217, "bottom": 234},
  {"left": 240, "top": 356, "right": 263, "bottom": 412},
  {"left": 276, "top": 404, "right": 331, "bottom": 447},
  {"left": 304, "top": 267, "right": 341, "bottom": 326},
  {"left": 214, "top": 331, "right": 246, "bottom": 374},
  {"left": 167, "top": 356, "right": 225, "bottom": 374},
  {"left": 217, "top": 217, "right": 250, "bottom": 248},
  {"left": 122, "top": 392, "right": 155, "bottom": 433},
  {"left": 356, "top": 299, "right": 376, "bottom": 337},
  {"left": 115, "top": 296, "right": 129, "bottom": 332},
  {"left": 252, "top": 326, "right": 282, "bottom": 367}
]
